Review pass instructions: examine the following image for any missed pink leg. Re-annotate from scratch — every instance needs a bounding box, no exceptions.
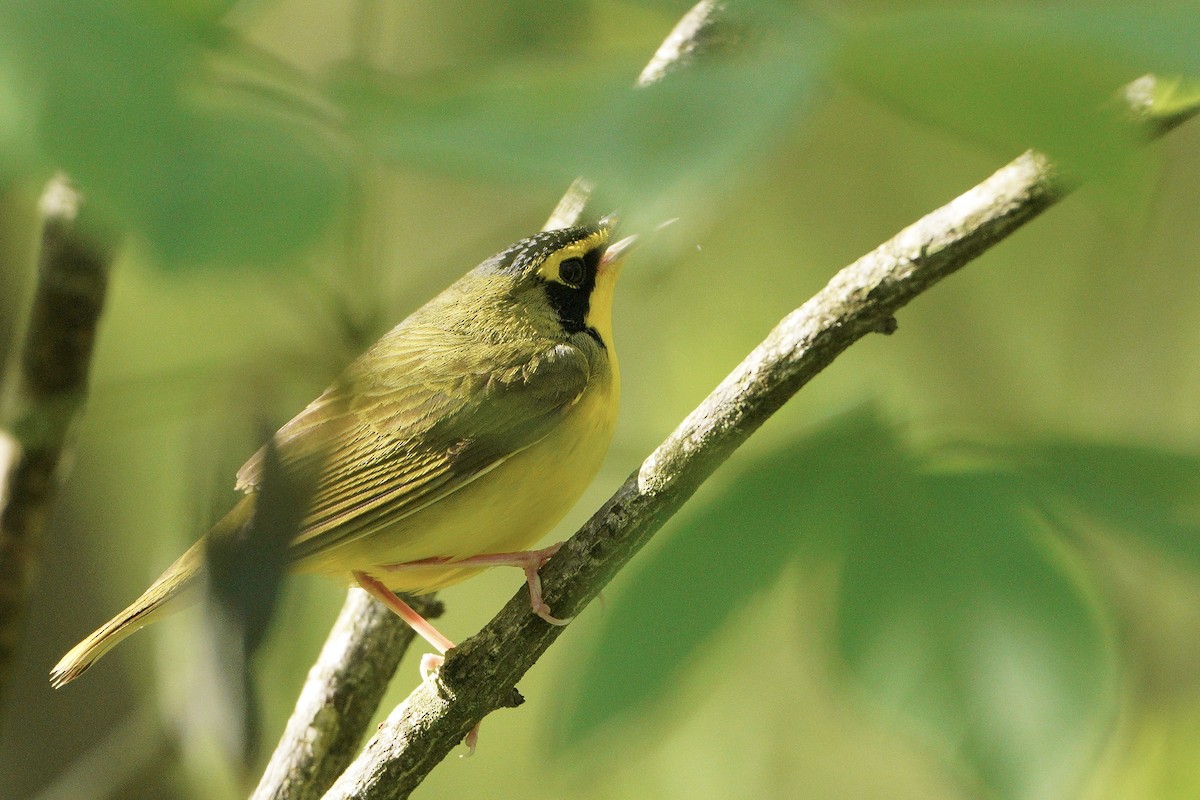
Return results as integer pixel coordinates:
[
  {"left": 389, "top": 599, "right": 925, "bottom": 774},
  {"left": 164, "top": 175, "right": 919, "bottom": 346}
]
[
  {"left": 380, "top": 542, "right": 571, "bottom": 626},
  {"left": 353, "top": 571, "right": 454, "bottom": 679},
  {"left": 352, "top": 572, "right": 481, "bottom": 750}
]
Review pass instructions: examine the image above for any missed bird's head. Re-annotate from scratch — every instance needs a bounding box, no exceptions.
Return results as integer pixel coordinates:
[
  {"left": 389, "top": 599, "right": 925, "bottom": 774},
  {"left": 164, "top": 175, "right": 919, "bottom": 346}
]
[{"left": 474, "top": 221, "right": 636, "bottom": 352}]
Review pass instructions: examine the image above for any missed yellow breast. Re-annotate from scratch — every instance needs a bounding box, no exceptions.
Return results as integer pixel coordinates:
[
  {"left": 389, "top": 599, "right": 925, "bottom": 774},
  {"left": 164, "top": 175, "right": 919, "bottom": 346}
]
[{"left": 299, "top": 360, "right": 619, "bottom": 593}]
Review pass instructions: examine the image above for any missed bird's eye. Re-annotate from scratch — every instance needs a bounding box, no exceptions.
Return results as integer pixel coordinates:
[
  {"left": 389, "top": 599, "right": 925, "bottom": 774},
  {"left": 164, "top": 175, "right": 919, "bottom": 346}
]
[{"left": 559, "top": 257, "right": 585, "bottom": 287}]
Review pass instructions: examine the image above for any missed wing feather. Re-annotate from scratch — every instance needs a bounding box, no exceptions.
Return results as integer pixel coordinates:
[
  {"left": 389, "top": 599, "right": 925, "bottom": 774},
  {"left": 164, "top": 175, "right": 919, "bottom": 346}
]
[{"left": 235, "top": 317, "right": 593, "bottom": 563}]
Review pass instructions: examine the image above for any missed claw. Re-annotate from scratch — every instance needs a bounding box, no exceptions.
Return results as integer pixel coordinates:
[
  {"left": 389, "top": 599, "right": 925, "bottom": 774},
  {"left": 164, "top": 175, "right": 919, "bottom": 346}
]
[
  {"left": 420, "top": 652, "right": 445, "bottom": 682},
  {"left": 461, "top": 724, "right": 480, "bottom": 757},
  {"left": 379, "top": 542, "right": 572, "bottom": 627},
  {"left": 356, "top": 545, "right": 569, "bottom": 759}
]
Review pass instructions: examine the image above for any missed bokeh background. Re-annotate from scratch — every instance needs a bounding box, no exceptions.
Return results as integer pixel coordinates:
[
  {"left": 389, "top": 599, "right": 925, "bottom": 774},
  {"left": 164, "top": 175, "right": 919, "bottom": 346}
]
[{"left": 3, "top": 1, "right": 1200, "bottom": 798}]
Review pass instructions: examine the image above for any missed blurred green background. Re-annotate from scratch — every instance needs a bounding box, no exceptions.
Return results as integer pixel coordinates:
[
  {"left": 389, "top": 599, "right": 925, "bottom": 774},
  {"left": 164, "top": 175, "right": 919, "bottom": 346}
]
[{"left": 3, "top": 1, "right": 1200, "bottom": 798}]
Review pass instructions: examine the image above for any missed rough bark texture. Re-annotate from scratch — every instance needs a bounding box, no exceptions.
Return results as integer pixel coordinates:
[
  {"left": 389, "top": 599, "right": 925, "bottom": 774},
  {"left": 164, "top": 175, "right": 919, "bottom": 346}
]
[
  {"left": 0, "top": 176, "right": 112, "bottom": 699},
  {"left": 250, "top": 590, "right": 441, "bottom": 800},
  {"left": 244, "top": 0, "right": 1200, "bottom": 793},
  {"left": 319, "top": 149, "right": 1068, "bottom": 800},
  {"left": 255, "top": 3, "right": 737, "bottom": 798},
  {"left": 318, "top": 79, "right": 1200, "bottom": 796}
]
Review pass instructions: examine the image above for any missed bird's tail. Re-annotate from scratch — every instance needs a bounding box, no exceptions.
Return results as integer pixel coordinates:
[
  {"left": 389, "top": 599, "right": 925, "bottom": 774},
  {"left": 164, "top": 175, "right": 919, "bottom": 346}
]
[
  {"left": 51, "top": 498, "right": 259, "bottom": 687},
  {"left": 50, "top": 539, "right": 207, "bottom": 688}
]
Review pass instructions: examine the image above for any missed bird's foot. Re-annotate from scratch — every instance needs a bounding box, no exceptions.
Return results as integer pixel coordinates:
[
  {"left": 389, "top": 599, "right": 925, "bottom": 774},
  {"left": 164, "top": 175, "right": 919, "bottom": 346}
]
[
  {"left": 353, "top": 570, "right": 455, "bottom": 663},
  {"left": 380, "top": 542, "right": 573, "bottom": 626}
]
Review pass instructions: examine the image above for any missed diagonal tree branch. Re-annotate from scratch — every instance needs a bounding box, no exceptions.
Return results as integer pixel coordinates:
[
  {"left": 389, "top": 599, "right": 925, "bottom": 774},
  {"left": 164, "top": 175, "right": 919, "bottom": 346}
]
[
  {"left": 317, "top": 78, "right": 1200, "bottom": 799},
  {"left": 636, "top": 0, "right": 735, "bottom": 87},
  {"left": 0, "top": 175, "right": 113, "bottom": 702},
  {"left": 249, "top": 590, "right": 441, "bottom": 800},
  {"left": 252, "top": 3, "right": 735, "bottom": 797},
  {"left": 253, "top": 0, "right": 1200, "bottom": 796}
]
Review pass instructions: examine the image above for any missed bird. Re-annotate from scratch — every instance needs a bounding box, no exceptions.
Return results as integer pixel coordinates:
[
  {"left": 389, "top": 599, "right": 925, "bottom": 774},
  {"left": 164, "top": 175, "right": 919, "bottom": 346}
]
[{"left": 51, "top": 220, "right": 634, "bottom": 687}]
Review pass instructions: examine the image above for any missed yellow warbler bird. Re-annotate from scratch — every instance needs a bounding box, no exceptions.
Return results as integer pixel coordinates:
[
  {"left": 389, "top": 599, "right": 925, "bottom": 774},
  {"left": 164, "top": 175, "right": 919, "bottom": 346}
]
[{"left": 52, "top": 221, "right": 633, "bottom": 687}]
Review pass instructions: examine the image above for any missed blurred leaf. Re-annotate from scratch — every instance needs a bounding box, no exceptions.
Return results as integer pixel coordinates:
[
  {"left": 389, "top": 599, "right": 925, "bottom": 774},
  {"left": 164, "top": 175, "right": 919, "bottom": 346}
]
[
  {"left": 557, "top": 406, "right": 1121, "bottom": 798},
  {"left": 552, "top": 406, "right": 905, "bottom": 751},
  {"left": 126, "top": 104, "right": 346, "bottom": 266},
  {"left": 203, "top": 433, "right": 316, "bottom": 764},
  {"left": 206, "top": 435, "right": 314, "bottom": 657},
  {"left": 837, "top": 470, "right": 1116, "bottom": 800},
  {"left": 339, "top": 4, "right": 830, "bottom": 229},
  {"left": 0, "top": 0, "right": 346, "bottom": 266},
  {"left": 1012, "top": 440, "right": 1200, "bottom": 568},
  {"left": 132, "top": 0, "right": 245, "bottom": 31},
  {"left": 836, "top": 6, "right": 1200, "bottom": 180},
  {"left": 1139, "top": 74, "right": 1200, "bottom": 121},
  {"left": 415, "top": 0, "right": 594, "bottom": 63}
]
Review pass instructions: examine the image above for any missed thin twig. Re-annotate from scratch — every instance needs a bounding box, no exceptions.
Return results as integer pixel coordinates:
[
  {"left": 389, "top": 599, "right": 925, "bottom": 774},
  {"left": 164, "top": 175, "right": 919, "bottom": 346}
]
[
  {"left": 252, "top": 3, "right": 736, "bottom": 797},
  {"left": 250, "top": 590, "right": 441, "bottom": 800},
  {"left": 319, "top": 79, "right": 1200, "bottom": 799},
  {"left": 0, "top": 175, "right": 111, "bottom": 700},
  {"left": 319, "top": 150, "right": 1059, "bottom": 800},
  {"left": 637, "top": 0, "right": 733, "bottom": 87},
  {"left": 541, "top": 177, "right": 595, "bottom": 232},
  {"left": 544, "top": 0, "right": 735, "bottom": 230}
]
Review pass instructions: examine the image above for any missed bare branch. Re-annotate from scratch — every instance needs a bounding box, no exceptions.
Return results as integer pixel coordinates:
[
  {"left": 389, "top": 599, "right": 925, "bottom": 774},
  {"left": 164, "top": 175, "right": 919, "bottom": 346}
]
[
  {"left": 254, "top": 3, "right": 738, "bottom": 796},
  {"left": 250, "top": 590, "right": 441, "bottom": 800},
  {"left": 0, "top": 175, "right": 112, "bottom": 700},
  {"left": 318, "top": 148, "right": 1060, "bottom": 800},
  {"left": 546, "top": 0, "right": 736, "bottom": 230},
  {"left": 319, "top": 76, "right": 1200, "bottom": 798},
  {"left": 637, "top": 0, "right": 737, "bottom": 87},
  {"left": 541, "top": 177, "right": 594, "bottom": 232}
]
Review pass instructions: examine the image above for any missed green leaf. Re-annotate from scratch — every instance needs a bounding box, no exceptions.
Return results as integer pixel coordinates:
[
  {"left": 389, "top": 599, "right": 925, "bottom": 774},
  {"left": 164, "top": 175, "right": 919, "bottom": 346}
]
[
  {"left": 0, "top": 1, "right": 345, "bottom": 266},
  {"left": 552, "top": 406, "right": 904, "bottom": 751},
  {"left": 1138, "top": 74, "right": 1200, "bottom": 122},
  {"left": 339, "top": 5, "right": 830, "bottom": 230},
  {"left": 836, "top": 6, "right": 1200, "bottom": 180},
  {"left": 125, "top": 104, "right": 347, "bottom": 267},
  {"left": 1013, "top": 440, "right": 1200, "bottom": 568},
  {"left": 552, "top": 402, "right": 1123, "bottom": 795},
  {"left": 837, "top": 470, "right": 1116, "bottom": 800}
]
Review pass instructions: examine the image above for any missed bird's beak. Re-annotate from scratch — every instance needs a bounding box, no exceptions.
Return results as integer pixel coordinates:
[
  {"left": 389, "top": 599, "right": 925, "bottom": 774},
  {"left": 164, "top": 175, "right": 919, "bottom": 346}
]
[{"left": 600, "top": 233, "right": 638, "bottom": 272}]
